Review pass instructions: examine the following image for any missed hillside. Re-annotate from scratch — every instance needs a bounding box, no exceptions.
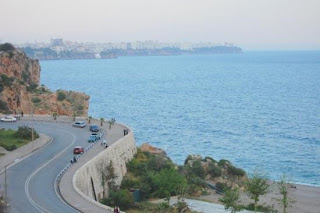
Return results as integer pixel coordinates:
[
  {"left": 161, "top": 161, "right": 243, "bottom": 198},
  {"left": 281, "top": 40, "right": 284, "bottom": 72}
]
[{"left": 0, "top": 43, "right": 89, "bottom": 116}]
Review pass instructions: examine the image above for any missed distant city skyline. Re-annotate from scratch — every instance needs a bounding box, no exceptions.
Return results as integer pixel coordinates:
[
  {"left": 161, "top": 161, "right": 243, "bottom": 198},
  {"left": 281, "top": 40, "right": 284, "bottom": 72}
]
[{"left": 1, "top": 0, "right": 320, "bottom": 50}]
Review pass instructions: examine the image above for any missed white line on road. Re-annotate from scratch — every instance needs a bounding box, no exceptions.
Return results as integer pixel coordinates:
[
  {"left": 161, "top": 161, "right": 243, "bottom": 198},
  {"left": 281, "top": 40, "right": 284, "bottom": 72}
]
[{"left": 24, "top": 128, "right": 77, "bottom": 213}]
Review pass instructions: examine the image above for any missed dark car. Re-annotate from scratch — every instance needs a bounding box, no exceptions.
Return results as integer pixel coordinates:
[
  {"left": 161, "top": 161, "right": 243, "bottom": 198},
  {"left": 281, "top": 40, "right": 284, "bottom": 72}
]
[
  {"left": 73, "top": 146, "right": 84, "bottom": 154},
  {"left": 89, "top": 124, "right": 100, "bottom": 132}
]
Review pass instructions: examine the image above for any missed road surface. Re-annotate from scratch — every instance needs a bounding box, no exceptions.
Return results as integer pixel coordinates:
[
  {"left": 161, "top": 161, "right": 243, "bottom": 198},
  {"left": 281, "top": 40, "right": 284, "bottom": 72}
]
[{"left": 0, "top": 120, "right": 99, "bottom": 213}]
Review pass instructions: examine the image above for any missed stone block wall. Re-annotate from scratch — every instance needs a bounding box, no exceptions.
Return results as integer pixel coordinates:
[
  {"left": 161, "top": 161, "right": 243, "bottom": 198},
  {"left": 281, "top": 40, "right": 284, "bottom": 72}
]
[{"left": 74, "top": 123, "right": 137, "bottom": 202}]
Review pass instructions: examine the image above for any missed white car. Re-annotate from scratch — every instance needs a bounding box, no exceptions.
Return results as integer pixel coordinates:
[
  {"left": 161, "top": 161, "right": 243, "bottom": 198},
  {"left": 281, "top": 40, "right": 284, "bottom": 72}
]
[{"left": 1, "top": 116, "right": 17, "bottom": 122}]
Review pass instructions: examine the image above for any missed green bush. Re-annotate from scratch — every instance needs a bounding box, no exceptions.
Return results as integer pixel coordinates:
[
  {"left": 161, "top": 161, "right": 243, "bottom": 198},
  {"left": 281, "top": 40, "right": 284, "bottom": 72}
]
[
  {"left": 14, "top": 126, "right": 39, "bottom": 140},
  {"left": 31, "top": 97, "right": 41, "bottom": 103},
  {"left": 189, "top": 160, "right": 205, "bottom": 179},
  {"left": 215, "top": 182, "right": 230, "bottom": 192},
  {"left": 0, "top": 100, "right": 9, "bottom": 112},
  {"left": 208, "top": 162, "right": 222, "bottom": 178},
  {"left": 100, "top": 189, "right": 133, "bottom": 210},
  {"left": 57, "top": 91, "right": 66, "bottom": 101},
  {"left": 2, "top": 144, "right": 17, "bottom": 151},
  {"left": 227, "top": 165, "right": 246, "bottom": 177},
  {"left": 218, "top": 159, "right": 231, "bottom": 167},
  {"left": 22, "top": 71, "right": 30, "bottom": 82},
  {"left": 0, "top": 43, "right": 15, "bottom": 51},
  {"left": 27, "top": 83, "right": 38, "bottom": 92},
  {"left": 0, "top": 74, "right": 14, "bottom": 87},
  {"left": 184, "top": 155, "right": 194, "bottom": 165},
  {"left": 151, "top": 168, "right": 187, "bottom": 198}
]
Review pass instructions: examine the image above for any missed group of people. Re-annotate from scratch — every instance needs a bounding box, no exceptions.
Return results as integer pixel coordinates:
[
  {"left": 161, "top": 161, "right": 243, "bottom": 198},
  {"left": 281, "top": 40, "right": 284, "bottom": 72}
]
[
  {"left": 113, "top": 206, "right": 120, "bottom": 213},
  {"left": 101, "top": 139, "right": 108, "bottom": 148}
]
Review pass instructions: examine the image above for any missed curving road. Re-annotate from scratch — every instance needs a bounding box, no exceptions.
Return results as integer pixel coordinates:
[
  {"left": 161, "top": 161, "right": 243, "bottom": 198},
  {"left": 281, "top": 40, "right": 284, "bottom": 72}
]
[{"left": 0, "top": 120, "right": 98, "bottom": 213}]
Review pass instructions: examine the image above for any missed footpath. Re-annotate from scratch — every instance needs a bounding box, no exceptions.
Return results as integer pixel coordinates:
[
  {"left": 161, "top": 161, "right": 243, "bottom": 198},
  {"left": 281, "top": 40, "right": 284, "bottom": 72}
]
[{"left": 59, "top": 122, "right": 125, "bottom": 213}]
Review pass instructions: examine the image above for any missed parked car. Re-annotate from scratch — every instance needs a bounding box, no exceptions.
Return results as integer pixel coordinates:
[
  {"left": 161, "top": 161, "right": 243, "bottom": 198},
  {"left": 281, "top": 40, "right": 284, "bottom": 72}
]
[
  {"left": 89, "top": 124, "right": 100, "bottom": 132},
  {"left": 73, "top": 146, "right": 84, "bottom": 154},
  {"left": 91, "top": 132, "right": 101, "bottom": 140},
  {"left": 72, "top": 121, "right": 86, "bottom": 128},
  {"left": 1, "top": 116, "right": 17, "bottom": 122},
  {"left": 88, "top": 135, "right": 97, "bottom": 143},
  {"left": 88, "top": 133, "right": 102, "bottom": 143}
]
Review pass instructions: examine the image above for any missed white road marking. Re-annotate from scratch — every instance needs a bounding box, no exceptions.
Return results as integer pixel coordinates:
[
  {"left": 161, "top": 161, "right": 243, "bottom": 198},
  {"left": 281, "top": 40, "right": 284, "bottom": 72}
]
[{"left": 24, "top": 127, "right": 77, "bottom": 213}]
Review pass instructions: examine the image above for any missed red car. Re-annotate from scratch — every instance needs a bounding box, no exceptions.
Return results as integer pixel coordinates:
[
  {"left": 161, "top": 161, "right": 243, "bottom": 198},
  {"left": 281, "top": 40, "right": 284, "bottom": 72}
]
[{"left": 73, "top": 146, "right": 84, "bottom": 154}]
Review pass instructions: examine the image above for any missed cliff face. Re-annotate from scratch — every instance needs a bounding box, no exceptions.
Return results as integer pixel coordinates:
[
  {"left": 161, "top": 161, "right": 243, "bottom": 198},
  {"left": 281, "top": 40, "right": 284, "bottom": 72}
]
[{"left": 0, "top": 44, "right": 89, "bottom": 116}]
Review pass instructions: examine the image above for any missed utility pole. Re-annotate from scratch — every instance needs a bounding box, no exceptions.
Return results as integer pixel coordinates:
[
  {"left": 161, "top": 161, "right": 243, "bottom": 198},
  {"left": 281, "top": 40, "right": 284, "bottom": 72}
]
[{"left": 4, "top": 165, "right": 7, "bottom": 213}]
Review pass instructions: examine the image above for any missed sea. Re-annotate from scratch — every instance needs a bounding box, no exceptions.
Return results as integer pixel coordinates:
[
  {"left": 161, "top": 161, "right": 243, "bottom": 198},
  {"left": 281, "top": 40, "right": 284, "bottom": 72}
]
[{"left": 40, "top": 51, "right": 320, "bottom": 186}]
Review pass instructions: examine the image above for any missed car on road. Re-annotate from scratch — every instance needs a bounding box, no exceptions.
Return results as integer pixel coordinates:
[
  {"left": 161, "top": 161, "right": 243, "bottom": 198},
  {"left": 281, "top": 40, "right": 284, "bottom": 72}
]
[
  {"left": 88, "top": 135, "right": 97, "bottom": 143},
  {"left": 89, "top": 124, "right": 100, "bottom": 132},
  {"left": 1, "top": 116, "right": 17, "bottom": 122},
  {"left": 88, "top": 133, "right": 102, "bottom": 143},
  {"left": 72, "top": 121, "right": 86, "bottom": 128},
  {"left": 91, "top": 132, "right": 101, "bottom": 140},
  {"left": 73, "top": 146, "right": 84, "bottom": 154}
]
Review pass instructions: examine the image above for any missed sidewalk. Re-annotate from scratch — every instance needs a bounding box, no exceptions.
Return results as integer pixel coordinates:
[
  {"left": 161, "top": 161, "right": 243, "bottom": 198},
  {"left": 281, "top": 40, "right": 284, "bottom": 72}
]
[{"left": 59, "top": 123, "right": 125, "bottom": 213}]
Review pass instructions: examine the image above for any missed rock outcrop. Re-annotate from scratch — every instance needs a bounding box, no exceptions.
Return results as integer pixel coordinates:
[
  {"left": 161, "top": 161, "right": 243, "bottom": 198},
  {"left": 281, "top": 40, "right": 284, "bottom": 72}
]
[
  {"left": 0, "top": 43, "right": 89, "bottom": 116},
  {"left": 140, "top": 143, "right": 167, "bottom": 156}
]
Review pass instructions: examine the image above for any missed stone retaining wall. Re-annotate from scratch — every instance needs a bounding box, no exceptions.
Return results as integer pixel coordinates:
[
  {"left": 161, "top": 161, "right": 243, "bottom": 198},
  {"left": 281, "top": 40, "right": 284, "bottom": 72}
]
[{"left": 73, "top": 123, "right": 137, "bottom": 203}]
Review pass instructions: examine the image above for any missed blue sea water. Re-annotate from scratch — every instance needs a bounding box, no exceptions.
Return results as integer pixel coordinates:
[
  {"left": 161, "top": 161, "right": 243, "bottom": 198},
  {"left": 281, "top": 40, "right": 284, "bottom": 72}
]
[{"left": 40, "top": 51, "right": 320, "bottom": 185}]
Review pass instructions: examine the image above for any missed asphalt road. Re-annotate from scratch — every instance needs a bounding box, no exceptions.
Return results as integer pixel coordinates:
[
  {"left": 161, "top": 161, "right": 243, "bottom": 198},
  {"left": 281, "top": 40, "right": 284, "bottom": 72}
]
[{"left": 0, "top": 120, "right": 97, "bottom": 213}]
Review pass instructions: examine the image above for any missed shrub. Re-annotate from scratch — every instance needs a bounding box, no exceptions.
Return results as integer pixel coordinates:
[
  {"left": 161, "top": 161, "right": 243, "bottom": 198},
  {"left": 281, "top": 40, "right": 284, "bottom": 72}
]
[
  {"left": 184, "top": 155, "right": 194, "bottom": 165},
  {"left": 27, "top": 83, "right": 38, "bottom": 92},
  {"left": 14, "top": 126, "right": 39, "bottom": 140},
  {"left": 100, "top": 189, "right": 133, "bottom": 210},
  {"left": 203, "top": 156, "right": 217, "bottom": 163},
  {"left": 151, "top": 168, "right": 187, "bottom": 198},
  {"left": 0, "top": 100, "right": 9, "bottom": 112},
  {"left": 31, "top": 97, "right": 41, "bottom": 103},
  {"left": 57, "top": 91, "right": 66, "bottom": 101},
  {"left": 227, "top": 165, "right": 246, "bottom": 177},
  {"left": 218, "top": 159, "right": 231, "bottom": 167},
  {"left": 208, "top": 162, "right": 222, "bottom": 178},
  {"left": 4, "top": 144, "right": 17, "bottom": 151},
  {"left": 215, "top": 182, "right": 230, "bottom": 192},
  {"left": 189, "top": 160, "right": 205, "bottom": 179},
  {"left": 22, "top": 71, "right": 30, "bottom": 82},
  {"left": 0, "top": 43, "right": 15, "bottom": 51},
  {"left": 0, "top": 74, "right": 14, "bottom": 87}
]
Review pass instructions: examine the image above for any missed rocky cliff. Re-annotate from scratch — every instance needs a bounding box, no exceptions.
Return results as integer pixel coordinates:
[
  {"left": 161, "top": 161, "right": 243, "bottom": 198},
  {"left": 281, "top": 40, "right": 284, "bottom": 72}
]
[{"left": 0, "top": 43, "right": 89, "bottom": 116}]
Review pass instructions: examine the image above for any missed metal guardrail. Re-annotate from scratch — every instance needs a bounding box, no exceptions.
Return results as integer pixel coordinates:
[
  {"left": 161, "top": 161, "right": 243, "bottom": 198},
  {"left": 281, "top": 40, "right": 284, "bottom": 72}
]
[
  {"left": 55, "top": 130, "right": 105, "bottom": 182},
  {"left": 54, "top": 130, "right": 105, "bottom": 213}
]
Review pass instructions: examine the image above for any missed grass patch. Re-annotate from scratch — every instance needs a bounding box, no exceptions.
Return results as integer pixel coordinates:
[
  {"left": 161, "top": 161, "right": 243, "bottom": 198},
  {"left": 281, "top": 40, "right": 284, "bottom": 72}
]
[{"left": 0, "top": 129, "right": 31, "bottom": 151}]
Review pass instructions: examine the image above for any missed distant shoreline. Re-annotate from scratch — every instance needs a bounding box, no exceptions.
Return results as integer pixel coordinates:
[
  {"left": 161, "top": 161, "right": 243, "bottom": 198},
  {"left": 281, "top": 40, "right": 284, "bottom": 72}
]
[{"left": 20, "top": 45, "right": 242, "bottom": 61}]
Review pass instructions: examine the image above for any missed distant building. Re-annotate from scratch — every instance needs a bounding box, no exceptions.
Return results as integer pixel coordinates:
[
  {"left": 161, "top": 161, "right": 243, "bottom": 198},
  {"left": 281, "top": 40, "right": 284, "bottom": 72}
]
[{"left": 50, "top": 38, "right": 64, "bottom": 46}]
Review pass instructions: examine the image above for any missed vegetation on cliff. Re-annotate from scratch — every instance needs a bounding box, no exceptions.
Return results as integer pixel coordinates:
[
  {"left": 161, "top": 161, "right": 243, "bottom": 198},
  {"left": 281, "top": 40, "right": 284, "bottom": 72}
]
[{"left": 100, "top": 146, "right": 246, "bottom": 212}]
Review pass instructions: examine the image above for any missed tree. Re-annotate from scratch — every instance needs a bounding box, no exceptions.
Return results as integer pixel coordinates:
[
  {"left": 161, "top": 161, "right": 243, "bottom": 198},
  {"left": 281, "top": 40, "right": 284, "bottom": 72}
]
[
  {"left": 53, "top": 112, "right": 58, "bottom": 120},
  {"left": 151, "top": 168, "right": 187, "bottom": 198},
  {"left": 96, "top": 160, "right": 118, "bottom": 194},
  {"left": 245, "top": 170, "right": 269, "bottom": 213},
  {"left": 72, "top": 112, "right": 76, "bottom": 121},
  {"left": 219, "top": 188, "right": 242, "bottom": 213},
  {"left": 276, "top": 174, "right": 295, "bottom": 213},
  {"left": 100, "top": 117, "right": 104, "bottom": 126}
]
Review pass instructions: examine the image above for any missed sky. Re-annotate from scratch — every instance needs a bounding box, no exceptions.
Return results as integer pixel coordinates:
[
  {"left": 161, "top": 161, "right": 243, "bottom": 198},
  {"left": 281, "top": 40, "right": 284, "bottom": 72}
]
[{"left": 1, "top": 0, "right": 320, "bottom": 50}]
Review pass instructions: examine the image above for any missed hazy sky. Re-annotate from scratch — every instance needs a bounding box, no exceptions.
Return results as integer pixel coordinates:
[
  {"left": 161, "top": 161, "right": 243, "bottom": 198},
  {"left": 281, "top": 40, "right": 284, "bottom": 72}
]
[{"left": 1, "top": 0, "right": 320, "bottom": 50}]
